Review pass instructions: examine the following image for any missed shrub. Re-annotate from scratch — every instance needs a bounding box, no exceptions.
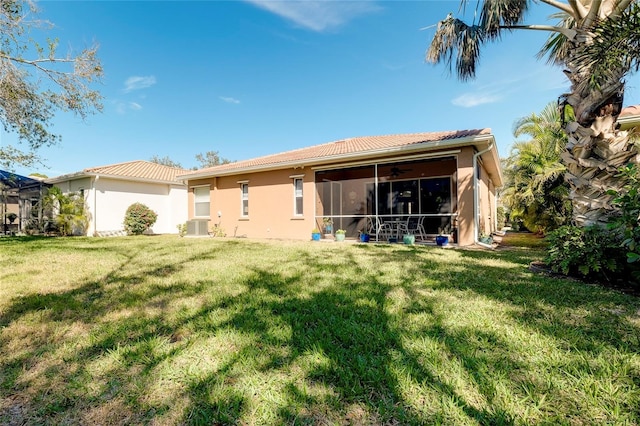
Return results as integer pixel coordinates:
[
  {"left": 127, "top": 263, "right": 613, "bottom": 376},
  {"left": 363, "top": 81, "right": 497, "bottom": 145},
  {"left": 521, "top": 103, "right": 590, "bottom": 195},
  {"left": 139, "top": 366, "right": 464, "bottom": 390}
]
[
  {"left": 496, "top": 206, "right": 506, "bottom": 230},
  {"left": 545, "top": 225, "right": 624, "bottom": 282},
  {"left": 210, "top": 223, "right": 226, "bottom": 237},
  {"left": 608, "top": 164, "right": 640, "bottom": 264},
  {"left": 124, "top": 203, "right": 157, "bottom": 235}
]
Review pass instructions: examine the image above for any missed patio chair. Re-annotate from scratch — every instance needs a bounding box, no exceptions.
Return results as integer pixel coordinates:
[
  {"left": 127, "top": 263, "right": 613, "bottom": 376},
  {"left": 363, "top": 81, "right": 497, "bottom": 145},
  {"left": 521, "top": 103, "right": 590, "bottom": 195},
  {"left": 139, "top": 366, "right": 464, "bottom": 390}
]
[
  {"left": 405, "top": 216, "right": 426, "bottom": 241},
  {"left": 367, "top": 217, "right": 394, "bottom": 241}
]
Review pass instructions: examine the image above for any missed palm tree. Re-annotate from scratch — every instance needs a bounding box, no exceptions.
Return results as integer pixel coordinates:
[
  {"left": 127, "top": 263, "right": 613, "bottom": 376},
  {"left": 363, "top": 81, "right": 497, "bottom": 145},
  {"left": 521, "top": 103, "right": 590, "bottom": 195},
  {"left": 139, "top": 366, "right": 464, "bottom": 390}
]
[
  {"left": 43, "top": 186, "right": 89, "bottom": 236},
  {"left": 427, "top": 0, "right": 640, "bottom": 227},
  {"left": 502, "top": 103, "right": 572, "bottom": 234}
]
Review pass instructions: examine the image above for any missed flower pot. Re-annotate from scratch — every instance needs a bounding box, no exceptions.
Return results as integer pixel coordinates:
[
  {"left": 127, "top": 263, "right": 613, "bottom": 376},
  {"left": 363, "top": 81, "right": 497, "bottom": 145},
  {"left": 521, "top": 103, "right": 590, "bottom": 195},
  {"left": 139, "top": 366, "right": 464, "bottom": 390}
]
[
  {"left": 335, "top": 233, "right": 346, "bottom": 242},
  {"left": 436, "top": 235, "right": 449, "bottom": 246},
  {"left": 403, "top": 234, "right": 415, "bottom": 245},
  {"left": 311, "top": 232, "right": 321, "bottom": 241},
  {"left": 359, "top": 233, "right": 370, "bottom": 243}
]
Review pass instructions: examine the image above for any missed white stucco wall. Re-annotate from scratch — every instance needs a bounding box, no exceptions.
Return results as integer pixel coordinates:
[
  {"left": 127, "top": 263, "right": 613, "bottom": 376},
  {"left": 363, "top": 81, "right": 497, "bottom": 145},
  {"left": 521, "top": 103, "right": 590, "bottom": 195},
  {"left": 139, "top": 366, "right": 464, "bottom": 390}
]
[
  {"left": 93, "top": 177, "right": 187, "bottom": 234},
  {"left": 53, "top": 176, "right": 187, "bottom": 235}
]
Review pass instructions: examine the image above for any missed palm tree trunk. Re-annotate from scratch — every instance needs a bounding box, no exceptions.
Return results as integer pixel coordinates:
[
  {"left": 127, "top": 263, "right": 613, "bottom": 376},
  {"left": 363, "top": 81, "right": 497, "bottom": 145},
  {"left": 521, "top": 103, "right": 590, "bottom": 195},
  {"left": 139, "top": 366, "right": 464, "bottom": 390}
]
[{"left": 561, "top": 39, "right": 638, "bottom": 227}]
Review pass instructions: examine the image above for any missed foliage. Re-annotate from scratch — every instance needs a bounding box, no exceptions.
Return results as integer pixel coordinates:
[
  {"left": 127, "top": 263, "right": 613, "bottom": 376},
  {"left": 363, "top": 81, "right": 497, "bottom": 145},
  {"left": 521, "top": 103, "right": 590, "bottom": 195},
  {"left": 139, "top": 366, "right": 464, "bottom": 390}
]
[
  {"left": 5, "top": 212, "right": 17, "bottom": 223},
  {"left": 501, "top": 103, "right": 572, "bottom": 234},
  {"left": 194, "top": 150, "right": 231, "bottom": 169},
  {"left": 149, "top": 155, "right": 182, "bottom": 168},
  {"left": 209, "top": 223, "right": 226, "bottom": 237},
  {"left": 609, "top": 164, "right": 640, "bottom": 265},
  {"left": 335, "top": 229, "right": 346, "bottom": 234},
  {"left": 496, "top": 206, "right": 506, "bottom": 230},
  {"left": 123, "top": 203, "right": 157, "bottom": 235},
  {"left": 545, "top": 225, "right": 625, "bottom": 281},
  {"left": 0, "top": 0, "right": 103, "bottom": 168},
  {"left": 176, "top": 222, "right": 187, "bottom": 237},
  {"left": 41, "top": 186, "right": 89, "bottom": 236},
  {"left": 426, "top": 1, "right": 640, "bottom": 227},
  {"left": 573, "top": 2, "right": 640, "bottom": 91},
  {"left": 1, "top": 236, "right": 638, "bottom": 424}
]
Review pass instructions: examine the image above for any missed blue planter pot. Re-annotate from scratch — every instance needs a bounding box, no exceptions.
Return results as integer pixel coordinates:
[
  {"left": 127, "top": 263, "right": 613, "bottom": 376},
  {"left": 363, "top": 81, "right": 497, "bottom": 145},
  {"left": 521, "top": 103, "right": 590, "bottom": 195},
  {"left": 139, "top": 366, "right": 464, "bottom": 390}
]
[
  {"left": 436, "top": 235, "right": 449, "bottom": 246},
  {"left": 359, "top": 233, "right": 370, "bottom": 243},
  {"left": 311, "top": 232, "right": 321, "bottom": 241}
]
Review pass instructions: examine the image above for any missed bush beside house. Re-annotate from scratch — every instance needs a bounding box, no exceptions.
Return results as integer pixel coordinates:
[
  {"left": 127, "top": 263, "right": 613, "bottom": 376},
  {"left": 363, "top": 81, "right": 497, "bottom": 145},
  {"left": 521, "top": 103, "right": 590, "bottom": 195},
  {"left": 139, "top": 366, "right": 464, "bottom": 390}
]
[{"left": 124, "top": 203, "right": 158, "bottom": 235}]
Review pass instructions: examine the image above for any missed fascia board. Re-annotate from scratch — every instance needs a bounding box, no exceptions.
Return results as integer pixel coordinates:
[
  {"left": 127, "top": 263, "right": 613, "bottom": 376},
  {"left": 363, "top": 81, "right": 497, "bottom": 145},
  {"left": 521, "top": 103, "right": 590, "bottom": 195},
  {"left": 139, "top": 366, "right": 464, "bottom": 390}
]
[{"left": 47, "top": 172, "right": 185, "bottom": 186}]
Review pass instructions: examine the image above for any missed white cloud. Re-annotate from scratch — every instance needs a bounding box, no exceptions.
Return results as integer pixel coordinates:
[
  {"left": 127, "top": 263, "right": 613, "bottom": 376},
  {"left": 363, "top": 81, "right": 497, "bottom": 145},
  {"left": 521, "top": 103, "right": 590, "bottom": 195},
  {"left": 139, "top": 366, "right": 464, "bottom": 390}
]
[
  {"left": 452, "top": 92, "right": 503, "bottom": 108},
  {"left": 219, "top": 96, "right": 241, "bottom": 104},
  {"left": 244, "top": 0, "right": 380, "bottom": 32},
  {"left": 124, "top": 75, "right": 157, "bottom": 93},
  {"left": 115, "top": 101, "right": 143, "bottom": 114}
]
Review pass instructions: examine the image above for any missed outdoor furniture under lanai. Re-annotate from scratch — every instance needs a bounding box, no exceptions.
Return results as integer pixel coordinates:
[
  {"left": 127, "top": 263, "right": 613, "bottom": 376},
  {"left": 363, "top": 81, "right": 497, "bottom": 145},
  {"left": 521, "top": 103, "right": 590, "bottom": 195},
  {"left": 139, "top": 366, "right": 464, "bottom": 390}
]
[
  {"left": 405, "top": 216, "right": 427, "bottom": 241},
  {"left": 367, "top": 217, "right": 393, "bottom": 241}
]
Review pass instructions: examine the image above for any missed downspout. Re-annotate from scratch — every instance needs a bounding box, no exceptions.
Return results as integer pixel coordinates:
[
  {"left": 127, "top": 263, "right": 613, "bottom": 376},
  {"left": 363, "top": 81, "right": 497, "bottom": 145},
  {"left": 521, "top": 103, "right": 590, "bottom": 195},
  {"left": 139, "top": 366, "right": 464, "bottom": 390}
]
[
  {"left": 473, "top": 142, "right": 494, "bottom": 248},
  {"left": 93, "top": 175, "right": 99, "bottom": 236}
]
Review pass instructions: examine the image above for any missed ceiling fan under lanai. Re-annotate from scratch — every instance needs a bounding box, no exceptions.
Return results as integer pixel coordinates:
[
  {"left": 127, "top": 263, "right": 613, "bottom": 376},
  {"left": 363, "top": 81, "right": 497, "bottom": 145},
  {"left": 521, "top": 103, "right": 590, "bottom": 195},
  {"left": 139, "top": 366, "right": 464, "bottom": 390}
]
[{"left": 390, "top": 166, "right": 411, "bottom": 178}]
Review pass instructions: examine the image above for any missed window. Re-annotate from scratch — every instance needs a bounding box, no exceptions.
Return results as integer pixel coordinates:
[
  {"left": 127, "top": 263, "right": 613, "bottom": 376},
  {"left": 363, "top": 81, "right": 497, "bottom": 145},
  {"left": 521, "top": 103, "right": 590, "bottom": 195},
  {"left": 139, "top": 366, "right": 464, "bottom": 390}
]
[
  {"left": 240, "top": 183, "right": 249, "bottom": 216},
  {"left": 293, "top": 178, "right": 303, "bottom": 215},
  {"left": 193, "top": 186, "right": 210, "bottom": 217}
]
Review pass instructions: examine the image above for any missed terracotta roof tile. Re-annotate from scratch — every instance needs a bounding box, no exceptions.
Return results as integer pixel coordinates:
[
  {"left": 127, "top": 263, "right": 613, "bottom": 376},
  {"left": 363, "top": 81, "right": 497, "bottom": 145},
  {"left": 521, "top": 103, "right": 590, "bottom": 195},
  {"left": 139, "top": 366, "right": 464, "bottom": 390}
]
[
  {"left": 84, "top": 160, "right": 188, "bottom": 183},
  {"left": 620, "top": 105, "right": 640, "bottom": 117},
  {"left": 186, "top": 129, "right": 491, "bottom": 177}
]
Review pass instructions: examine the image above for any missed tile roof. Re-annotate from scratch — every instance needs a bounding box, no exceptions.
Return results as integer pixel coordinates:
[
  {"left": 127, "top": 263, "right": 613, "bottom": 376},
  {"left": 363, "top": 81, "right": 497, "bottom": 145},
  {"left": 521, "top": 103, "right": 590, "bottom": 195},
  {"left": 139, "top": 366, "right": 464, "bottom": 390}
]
[
  {"left": 49, "top": 160, "right": 189, "bottom": 184},
  {"left": 620, "top": 105, "right": 640, "bottom": 117},
  {"left": 184, "top": 129, "right": 491, "bottom": 177},
  {"left": 84, "top": 160, "right": 188, "bottom": 182}
]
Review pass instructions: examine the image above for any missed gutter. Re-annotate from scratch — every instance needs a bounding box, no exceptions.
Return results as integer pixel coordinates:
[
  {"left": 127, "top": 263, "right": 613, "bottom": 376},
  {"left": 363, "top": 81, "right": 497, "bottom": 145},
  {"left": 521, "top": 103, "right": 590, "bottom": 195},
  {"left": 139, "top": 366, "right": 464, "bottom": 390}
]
[{"left": 473, "top": 142, "right": 495, "bottom": 249}]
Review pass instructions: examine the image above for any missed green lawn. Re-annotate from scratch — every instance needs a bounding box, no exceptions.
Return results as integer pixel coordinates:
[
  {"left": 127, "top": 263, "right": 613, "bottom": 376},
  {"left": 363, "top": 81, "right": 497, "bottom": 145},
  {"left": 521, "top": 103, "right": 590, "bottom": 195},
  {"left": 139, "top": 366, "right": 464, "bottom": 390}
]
[{"left": 1, "top": 235, "right": 639, "bottom": 425}]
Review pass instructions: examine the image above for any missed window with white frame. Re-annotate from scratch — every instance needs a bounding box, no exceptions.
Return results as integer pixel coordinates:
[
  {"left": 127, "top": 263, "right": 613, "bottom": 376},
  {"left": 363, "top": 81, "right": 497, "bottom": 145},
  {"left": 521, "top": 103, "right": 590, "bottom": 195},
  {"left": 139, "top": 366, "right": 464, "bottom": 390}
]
[
  {"left": 293, "top": 178, "right": 303, "bottom": 216},
  {"left": 193, "top": 186, "right": 210, "bottom": 217},
  {"left": 240, "top": 183, "right": 249, "bottom": 217}
]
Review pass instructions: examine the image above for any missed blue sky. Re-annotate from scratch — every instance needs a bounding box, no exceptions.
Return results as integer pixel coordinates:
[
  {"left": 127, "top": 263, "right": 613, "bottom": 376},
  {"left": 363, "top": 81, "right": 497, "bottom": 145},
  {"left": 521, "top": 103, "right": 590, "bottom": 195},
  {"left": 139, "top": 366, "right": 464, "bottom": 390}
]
[{"left": 5, "top": 0, "right": 640, "bottom": 176}]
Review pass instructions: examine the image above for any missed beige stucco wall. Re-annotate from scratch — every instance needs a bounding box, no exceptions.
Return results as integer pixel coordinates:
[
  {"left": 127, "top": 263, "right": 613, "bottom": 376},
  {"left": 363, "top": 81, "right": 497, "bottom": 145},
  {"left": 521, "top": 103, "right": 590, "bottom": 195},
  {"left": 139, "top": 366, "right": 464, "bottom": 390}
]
[
  {"left": 188, "top": 169, "right": 315, "bottom": 239},
  {"left": 456, "top": 147, "right": 475, "bottom": 246}
]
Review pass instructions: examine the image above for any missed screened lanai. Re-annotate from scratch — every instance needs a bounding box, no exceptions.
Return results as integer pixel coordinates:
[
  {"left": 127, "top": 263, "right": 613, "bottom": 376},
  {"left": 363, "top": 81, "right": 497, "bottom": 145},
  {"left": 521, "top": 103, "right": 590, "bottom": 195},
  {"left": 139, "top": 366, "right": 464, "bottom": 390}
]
[
  {"left": 314, "top": 156, "right": 458, "bottom": 241},
  {"left": 0, "top": 170, "right": 49, "bottom": 235}
]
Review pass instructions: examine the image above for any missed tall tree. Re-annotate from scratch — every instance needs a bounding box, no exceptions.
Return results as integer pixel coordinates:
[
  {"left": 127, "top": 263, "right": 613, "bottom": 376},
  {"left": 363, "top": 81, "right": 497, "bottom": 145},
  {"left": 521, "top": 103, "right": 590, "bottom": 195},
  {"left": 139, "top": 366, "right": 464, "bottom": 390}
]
[
  {"left": 149, "top": 155, "right": 182, "bottom": 168},
  {"left": 195, "top": 150, "right": 231, "bottom": 169},
  {"left": 427, "top": 0, "right": 640, "bottom": 227},
  {"left": 502, "top": 103, "right": 572, "bottom": 234},
  {"left": 0, "top": 1, "right": 103, "bottom": 169}
]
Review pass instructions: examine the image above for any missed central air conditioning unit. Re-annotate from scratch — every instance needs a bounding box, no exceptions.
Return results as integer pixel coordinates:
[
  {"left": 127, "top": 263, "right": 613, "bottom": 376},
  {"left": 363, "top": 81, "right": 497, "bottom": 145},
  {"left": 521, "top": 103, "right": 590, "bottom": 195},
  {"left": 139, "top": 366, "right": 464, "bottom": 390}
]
[{"left": 186, "top": 219, "right": 209, "bottom": 236}]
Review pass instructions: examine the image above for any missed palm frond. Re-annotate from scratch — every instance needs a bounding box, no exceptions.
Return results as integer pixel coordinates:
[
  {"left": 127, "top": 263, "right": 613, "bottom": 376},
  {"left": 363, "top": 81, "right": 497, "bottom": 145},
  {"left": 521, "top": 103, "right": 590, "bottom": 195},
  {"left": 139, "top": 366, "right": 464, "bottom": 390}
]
[
  {"left": 537, "top": 12, "right": 574, "bottom": 65},
  {"left": 573, "top": 1, "right": 640, "bottom": 91},
  {"left": 426, "top": 14, "right": 485, "bottom": 81},
  {"left": 480, "top": 0, "right": 529, "bottom": 38}
]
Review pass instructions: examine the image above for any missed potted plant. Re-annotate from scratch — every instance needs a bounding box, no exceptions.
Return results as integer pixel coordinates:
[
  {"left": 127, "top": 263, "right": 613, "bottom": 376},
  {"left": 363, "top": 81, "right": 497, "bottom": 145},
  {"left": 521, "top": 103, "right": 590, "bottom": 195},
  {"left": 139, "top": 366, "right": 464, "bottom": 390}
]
[
  {"left": 403, "top": 233, "right": 415, "bottom": 245},
  {"left": 311, "top": 228, "right": 322, "bottom": 241},
  {"left": 359, "top": 229, "right": 370, "bottom": 243},
  {"left": 436, "top": 234, "right": 449, "bottom": 246},
  {"left": 322, "top": 217, "right": 333, "bottom": 236},
  {"left": 335, "top": 229, "right": 346, "bottom": 242}
]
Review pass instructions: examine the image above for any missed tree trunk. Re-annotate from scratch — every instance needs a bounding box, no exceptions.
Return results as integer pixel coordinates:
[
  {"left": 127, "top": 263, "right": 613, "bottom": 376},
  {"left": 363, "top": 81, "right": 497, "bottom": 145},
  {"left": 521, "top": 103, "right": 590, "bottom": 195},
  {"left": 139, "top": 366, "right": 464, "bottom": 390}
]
[{"left": 561, "top": 39, "right": 639, "bottom": 227}]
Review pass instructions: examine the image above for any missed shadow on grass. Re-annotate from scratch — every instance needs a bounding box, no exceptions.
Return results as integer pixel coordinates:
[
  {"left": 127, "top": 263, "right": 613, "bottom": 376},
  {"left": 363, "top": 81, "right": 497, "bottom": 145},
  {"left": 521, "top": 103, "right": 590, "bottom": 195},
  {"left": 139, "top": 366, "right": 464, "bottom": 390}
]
[{"left": 1, "top": 239, "right": 638, "bottom": 424}]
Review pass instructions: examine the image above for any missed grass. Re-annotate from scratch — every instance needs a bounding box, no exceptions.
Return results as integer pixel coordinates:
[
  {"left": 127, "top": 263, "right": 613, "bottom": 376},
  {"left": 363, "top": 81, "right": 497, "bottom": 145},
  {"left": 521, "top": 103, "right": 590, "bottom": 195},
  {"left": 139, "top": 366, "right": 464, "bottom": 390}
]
[{"left": 1, "top": 234, "right": 639, "bottom": 425}]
